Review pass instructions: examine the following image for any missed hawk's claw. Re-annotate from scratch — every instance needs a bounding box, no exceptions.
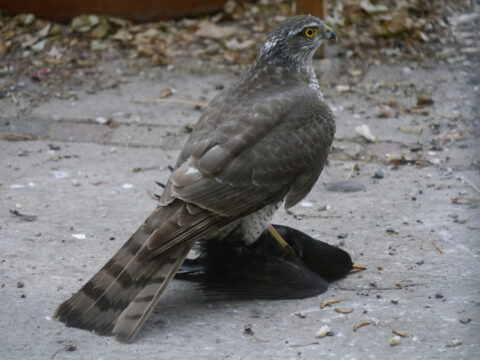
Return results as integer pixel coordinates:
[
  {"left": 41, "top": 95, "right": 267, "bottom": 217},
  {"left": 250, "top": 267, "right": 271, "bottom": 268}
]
[{"left": 267, "top": 225, "right": 297, "bottom": 257}]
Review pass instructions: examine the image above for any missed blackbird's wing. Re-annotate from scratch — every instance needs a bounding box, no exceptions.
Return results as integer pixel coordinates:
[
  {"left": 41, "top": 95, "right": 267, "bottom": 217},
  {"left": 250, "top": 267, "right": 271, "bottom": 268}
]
[{"left": 176, "top": 225, "right": 353, "bottom": 300}]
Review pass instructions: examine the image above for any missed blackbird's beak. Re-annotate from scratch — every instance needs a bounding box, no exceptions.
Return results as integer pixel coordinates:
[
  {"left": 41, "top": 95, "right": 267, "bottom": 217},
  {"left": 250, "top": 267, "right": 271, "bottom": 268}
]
[{"left": 352, "top": 264, "right": 366, "bottom": 271}]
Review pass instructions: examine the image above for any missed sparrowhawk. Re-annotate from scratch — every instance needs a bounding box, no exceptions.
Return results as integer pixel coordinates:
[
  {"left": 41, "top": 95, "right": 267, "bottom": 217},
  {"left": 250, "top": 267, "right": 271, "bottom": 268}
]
[{"left": 55, "top": 15, "right": 337, "bottom": 343}]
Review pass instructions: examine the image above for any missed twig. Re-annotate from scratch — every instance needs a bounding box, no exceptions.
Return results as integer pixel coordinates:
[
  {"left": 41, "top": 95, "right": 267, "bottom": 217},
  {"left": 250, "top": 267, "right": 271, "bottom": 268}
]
[
  {"left": 9, "top": 209, "right": 37, "bottom": 222},
  {"left": 432, "top": 241, "right": 443, "bottom": 254},
  {"left": 51, "top": 344, "right": 76, "bottom": 359},
  {"left": 243, "top": 324, "right": 268, "bottom": 342},
  {"left": 459, "top": 176, "right": 480, "bottom": 194},
  {"left": 345, "top": 154, "right": 372, "bottom": 180},
  {"left": 289, "top": 342, "right": 320, "bottom": 347}
]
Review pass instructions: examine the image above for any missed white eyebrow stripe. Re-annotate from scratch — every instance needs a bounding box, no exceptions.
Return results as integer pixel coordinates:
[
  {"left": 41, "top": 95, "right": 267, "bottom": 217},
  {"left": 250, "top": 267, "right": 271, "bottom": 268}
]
[{"left": 288, "top": 22, "right": 321, "bottom": 36}]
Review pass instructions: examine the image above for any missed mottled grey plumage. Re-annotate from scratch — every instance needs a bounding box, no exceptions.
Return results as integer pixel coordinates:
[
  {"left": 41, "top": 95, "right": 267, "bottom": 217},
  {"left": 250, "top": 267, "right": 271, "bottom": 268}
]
[{"left": 55, "top": 15, "right": 337, "bottom": 343}]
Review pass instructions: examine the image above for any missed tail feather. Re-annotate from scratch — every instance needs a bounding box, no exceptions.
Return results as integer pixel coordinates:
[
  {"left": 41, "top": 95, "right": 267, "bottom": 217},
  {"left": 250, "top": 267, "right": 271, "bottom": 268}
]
[
  {"left": 54, "top": 201, "right": 221, "bottom": 340},
  {"left": 113, "top": 244, "right": 193, "bottom": 343},
  {"left": 54, "top": 239, "right": 161, "bottom": 335}
]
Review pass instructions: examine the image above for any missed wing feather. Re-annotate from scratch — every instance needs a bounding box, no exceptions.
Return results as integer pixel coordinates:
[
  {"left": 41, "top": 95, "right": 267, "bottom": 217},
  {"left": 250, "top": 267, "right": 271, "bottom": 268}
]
[{"left": 164, "top": 86, "right": 335, "bottom": 219}]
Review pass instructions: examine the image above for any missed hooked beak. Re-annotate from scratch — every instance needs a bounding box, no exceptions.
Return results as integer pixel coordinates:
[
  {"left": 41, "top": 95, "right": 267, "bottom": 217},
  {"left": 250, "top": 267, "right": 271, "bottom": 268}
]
[{"left": 325, "top": 25, "right": 337, "bottom": 42}]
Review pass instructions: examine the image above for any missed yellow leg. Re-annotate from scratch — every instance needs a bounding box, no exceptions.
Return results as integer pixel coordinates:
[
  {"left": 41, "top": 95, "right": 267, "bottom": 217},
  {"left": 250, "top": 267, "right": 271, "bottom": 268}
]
[{"left": 267, "top": 225, "right": 297, "bottom": 257}]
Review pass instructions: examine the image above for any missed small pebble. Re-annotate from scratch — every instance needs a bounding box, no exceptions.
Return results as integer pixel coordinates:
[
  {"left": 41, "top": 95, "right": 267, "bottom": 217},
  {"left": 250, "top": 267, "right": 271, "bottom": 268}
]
[
  {"left": 435, "top": 293, "right": 444, "bottom": 299},
  {"left": 295, "top": 311, "right": 306, "bottom": 318},
  {"left": 315, "top": 325, "right": 330, "bottom": 338},
  {"left": 373, "top": 169, "right": 384, "bottom": 179},
  {"left": 17, "top": 281, "right": 24, "bottom": 288},
  {"left": 389, "top": 335, "right": 401, "bottom": 346},
  {"left": 446, "top": 339, "right": 463, "bottom": 348},
  {"left": 337, "top": 233, "right": 348, "bottom": 239}
]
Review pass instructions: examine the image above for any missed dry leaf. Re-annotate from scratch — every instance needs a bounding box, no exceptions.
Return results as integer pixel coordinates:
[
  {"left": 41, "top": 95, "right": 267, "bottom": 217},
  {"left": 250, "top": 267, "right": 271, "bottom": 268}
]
[
  {"left": 70, "top": 15, "right": 93, "bottom": 32},
  {"left": 160, "top": 88, "right": 173, "bottom": 98},
  {"left": 195, "top": 21, "right": 238, "bottom": 39},
  {"left": 434, "top": 130, "right": 465, "bottom": 142},
  {"left": 91, "top": 19, "right": 111, "bottom": 39},
  {"left": 111, "top": 28, "right": 133, "bottom": 42},
  {"left": 397, "top": 125, "right": 422, "bottom": 135},
  {"left": 381, "top": 98, "right": 398, "bottom": 107},
  {"left": 225, "top": 38, "right": 256, "bottom": 50},
  {"left": 416, "top": 96, "right": 434, "bottom": 107},
  {"left": 359, "top": 1, "right": 388, "bottom": 15},
  {"left": 336, "top": 84, "right": 350, "bottom": 93},
  {"left": 408, "top": 108, "right": 430, "bottom": 115}
]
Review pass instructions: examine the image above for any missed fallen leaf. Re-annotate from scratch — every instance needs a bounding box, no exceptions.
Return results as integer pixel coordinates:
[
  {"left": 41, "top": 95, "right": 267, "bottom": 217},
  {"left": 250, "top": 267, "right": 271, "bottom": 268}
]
[
  {"left": 31, "top": 39, "right": 47, "bottom": 51},
  {"left": 408, "top": 108, "right": 430, "bottom": 116},
  {"left": 416, "top": 96, "right": 434, "bottom": 107},
  {"left": 374, "top": 7, "right": 413, "bottom": 37},
  {"left": 397, "top": 125, "right": 422, "bottom": 135},
  {"left": 385, "top": 153, "right": 417, "bottom": 167},
  {"left": 225, "top": 38, "right": 255, "bottom": 50},
  {"left": 22, "top": 13, "right": 36, "bottom": 26},
  {"left": 111, "top": 28, "right": 133, "bottom": 42},
  {"left": 336, "top": 84, "right": 350, "bottom": 93},
  {"left": 91, "top": 19, "right": 111, "bottom": 39},
  {"left": 195, "top": 21, "right": 238, "bottom": 39},
  {"left": 381, "top": 98, "right": 398, "bottom": 108},
  {"left": 70, "top": 15, "right": 93, "bottom": 32},
  {"left": 347, "top": 69, "right": 362, "bottom": 77},
  {"left": 359, "top": 1, "right": 388, "bottom": 15},
  {"left": 160, "top": 88, "right": 173, "bottom": 98}
]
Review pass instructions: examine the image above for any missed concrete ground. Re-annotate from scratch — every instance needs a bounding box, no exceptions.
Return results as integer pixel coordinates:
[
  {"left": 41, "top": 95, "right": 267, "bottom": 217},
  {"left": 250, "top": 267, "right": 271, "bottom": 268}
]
[{"left": 1, "top": 51, "right": 479, "bottom": 359}]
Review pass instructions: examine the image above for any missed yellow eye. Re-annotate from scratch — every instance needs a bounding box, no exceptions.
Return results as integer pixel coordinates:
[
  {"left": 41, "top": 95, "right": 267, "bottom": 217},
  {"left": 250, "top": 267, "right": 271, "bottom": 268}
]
[{"left": 303, "top": 27, "right": 317, "bottom": 38}]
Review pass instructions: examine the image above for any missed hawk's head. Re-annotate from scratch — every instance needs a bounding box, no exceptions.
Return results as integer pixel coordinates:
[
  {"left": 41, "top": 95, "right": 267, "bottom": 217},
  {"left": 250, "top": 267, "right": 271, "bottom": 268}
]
[{"left": 257, "top": 15, "right": 336, "bottom": 68}]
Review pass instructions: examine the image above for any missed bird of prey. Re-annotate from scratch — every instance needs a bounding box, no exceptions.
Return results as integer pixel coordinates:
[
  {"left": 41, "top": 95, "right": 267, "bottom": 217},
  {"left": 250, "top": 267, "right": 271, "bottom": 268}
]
[{"left": 55, "top": 15, "right": 337, "bottom": 343}]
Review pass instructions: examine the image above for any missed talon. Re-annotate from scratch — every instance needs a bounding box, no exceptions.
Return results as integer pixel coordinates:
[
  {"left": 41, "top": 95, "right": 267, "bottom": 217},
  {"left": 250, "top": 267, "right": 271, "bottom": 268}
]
[
  {"left": 352, "top": 264, "right": 366, "bottom": 271},
  {"left": 267, "top": 225, "right": 297, "bottom": 257}
]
